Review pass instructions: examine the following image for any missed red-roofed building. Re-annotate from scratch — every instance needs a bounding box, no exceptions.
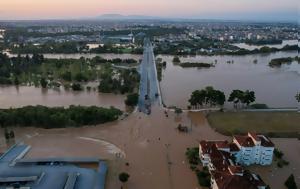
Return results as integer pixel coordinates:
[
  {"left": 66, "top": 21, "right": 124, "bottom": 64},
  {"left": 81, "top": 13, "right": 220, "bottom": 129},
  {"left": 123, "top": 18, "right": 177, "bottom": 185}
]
[{"left": 198, "top": 133, "right": 273, "bottom": 189}]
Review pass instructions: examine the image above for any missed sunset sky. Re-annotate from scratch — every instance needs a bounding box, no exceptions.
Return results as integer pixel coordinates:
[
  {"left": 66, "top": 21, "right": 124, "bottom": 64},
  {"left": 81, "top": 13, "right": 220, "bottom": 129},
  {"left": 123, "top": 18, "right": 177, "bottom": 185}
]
[{"left": 0, "top": 0, "right": 298, "bottom": 21}]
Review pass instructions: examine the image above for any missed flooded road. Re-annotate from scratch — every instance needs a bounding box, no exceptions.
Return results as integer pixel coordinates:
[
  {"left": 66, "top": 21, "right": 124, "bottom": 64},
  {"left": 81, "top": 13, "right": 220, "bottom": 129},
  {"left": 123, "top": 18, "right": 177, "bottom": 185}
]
[
  {"left": 0, "top": 107, "right": 298, "bottom": 189},
  {"left": 249, "top": 138, "right": 300, "bottom": 189},
  {"left": 0, "top": 107, "right": 227, "bottom": 189},
  {"left": 159, "top": 51, "right": 299, "bottom": 108}
]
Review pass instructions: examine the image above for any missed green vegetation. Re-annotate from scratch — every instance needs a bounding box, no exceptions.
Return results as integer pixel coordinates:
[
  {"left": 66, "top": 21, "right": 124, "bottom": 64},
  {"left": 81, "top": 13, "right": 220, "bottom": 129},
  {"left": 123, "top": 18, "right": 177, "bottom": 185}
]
[
  {"left": 125, "top": 93, "right": 139, "bottom": 107},
  {"left": 172, "top": 56, "right": 181, "bottom": 63},
  {"left": 228, "top": 90, "right": 256, "bottom": 109},
  {"left": 189, "top": 86, "right": 226, "bottom": 108},
  {"left": 156, "top": 60, "right": 166, "bottom": 82},
  {"left": 71, "top": 83, "right": 83, "bottom": 91},
  {"left": 285, "top": 174, "right": 297, "bottom": 189},
  {"left": 179, "top": 62, "right": 214, "bottom": 68},
  {"left": 98, "top": 64, "right": 140, "bottom": 94},
  {"left": 250, "top": 103, "right": 269, "bottom": 109},
  {"left": 185, "top": 147, "right": 199, "bottom": 165},
  {"left": 10, "top": 42, "right": 86, "bottom": 54},
  {"left": 245, "top": 39, "right": 282, "bottom": 45},
  {"left": 119, "top": 172, "right": 130, "bottom": 183},
  {"left": 269, "top": 57, "right": 297, "bottom": 67},
  {"left": 295, "top": 93, "right": 300, "bottom": 104},
  {"left": 226, "top": 45, "right": 299, "bottom": 56},
  {"left": 0, "top": 53, "right": 140, "bottom": 93},
  {"left": 274, "top": 149, "right": 289, "bottom": 168},
  {"left": 0, "top": 105, "right": 122, "bottom": 128},
  {"left": 154, "top": 38, "right": 299, "bottom": 56},
  {"left": 207, "top": 112, "right": 300, "bottom": 138},
  {"left": 196, "top": 167, "right": 211, "bottom": 187},
  {"left": 186, "top": 147, "right": 210, "bottom": 187}
]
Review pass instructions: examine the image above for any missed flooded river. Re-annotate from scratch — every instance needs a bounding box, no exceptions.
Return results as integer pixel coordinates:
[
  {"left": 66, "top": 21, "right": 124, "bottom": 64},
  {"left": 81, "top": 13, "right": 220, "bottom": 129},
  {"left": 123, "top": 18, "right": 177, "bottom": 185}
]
[
  {"left": 159, "top": 51, "right": 299, "bottom": 108},
  {"left": 0, "top": 85, "right": 126, "bottom": 110},
  {"left": 1, "top": 51, "right": 299, "bottom": 109}
]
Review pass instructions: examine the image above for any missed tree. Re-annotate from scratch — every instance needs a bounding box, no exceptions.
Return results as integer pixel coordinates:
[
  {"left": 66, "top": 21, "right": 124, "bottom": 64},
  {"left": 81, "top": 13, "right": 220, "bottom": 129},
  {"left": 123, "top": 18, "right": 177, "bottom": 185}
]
[
  {"left": 40, "top": 78, "right": 48, "bottom": 88},
  {"left": 228, "top": 90, "right": 255, "bottom": 109},
  {"left": 125, "top": 93, "right": 139, "bottom": 107},
  {"left": 228, "top": 90, "right": 244, "bottom": 108},
  {"left": 14, "top": 77, "right": 19, "bottom": 85},
  {"left": 296, "top": 93, "right": 300, "bottom": 112},
  {"left": 172, "top": 56, "right": 181, "bottom": 63},
  {"left": 296, "top": 93, "right": 300, "bottom": 103},
  {"left": 119, "top": 172, "right": 130, "bottom": 184},
  {"left": 61, "top": 71, "right": 72, "bottom": 81},
  {"left": 189, "top": 87, "right": 225, "bottom": 109},
  {"left": 285, "top": 174, "right": 297, "bottom": 189},
  {"left": 71, "top": 83, "right": 82, "bottom": 91},
  {"left": 175, "top": 107, "right": 183, "bottom": 117},
  {"left": 241, "top": 90, "right": 256, "bottom": 106}
]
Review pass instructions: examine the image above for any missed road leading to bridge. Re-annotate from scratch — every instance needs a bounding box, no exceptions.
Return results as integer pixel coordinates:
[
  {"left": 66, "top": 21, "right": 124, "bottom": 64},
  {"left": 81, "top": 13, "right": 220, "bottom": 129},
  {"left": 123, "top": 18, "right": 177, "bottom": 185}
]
[{"left": 138, "top": 38, "right": 161, "bottom": 114}]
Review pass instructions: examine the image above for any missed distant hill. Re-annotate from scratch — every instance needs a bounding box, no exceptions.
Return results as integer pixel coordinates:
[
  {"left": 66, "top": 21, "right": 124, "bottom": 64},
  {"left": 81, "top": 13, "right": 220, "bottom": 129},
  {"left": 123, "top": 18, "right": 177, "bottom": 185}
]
[{"left": 96, "top": 14, "right": 160, "bottom": 20}]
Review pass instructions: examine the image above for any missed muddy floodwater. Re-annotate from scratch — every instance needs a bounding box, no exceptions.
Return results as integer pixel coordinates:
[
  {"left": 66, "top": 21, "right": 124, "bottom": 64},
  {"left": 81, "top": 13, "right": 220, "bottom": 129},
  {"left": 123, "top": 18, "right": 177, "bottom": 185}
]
[
  {"left": 0, "top": 85, "right": 126, "bottom": 110},
  {"left": 159, "top": 51, "right": 299, "bottom": 108},
  {"left": 1, "top": 107, "right": 298, "bottom": 189},
  {"left": 0, "top": 107, "right": 227, "bottom": 189}
]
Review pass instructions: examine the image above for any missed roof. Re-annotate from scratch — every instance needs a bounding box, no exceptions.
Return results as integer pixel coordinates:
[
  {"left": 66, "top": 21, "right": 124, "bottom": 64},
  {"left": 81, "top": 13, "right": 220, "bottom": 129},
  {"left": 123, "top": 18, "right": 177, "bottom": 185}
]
[
  {"left": 233, "top": 135, "right": 255, "bottom": 147},
  {"left": 229, "top": 143, "right": 240, "bottom": 152},
  {"left": 248, "top": 132, "right": 260, "bottom": 142},
  {"left": 228, "top": 166, "right": 243, "bottom": 175},
  {"left": 0, "top": 144, "right": 107, "bottom": 189},
  {"left": 200, "top": 140, "right": 228, "bottom": 154},
  {"left": 211, "top": 170, "right": 263, "bottom": 189},
  {"left": 258, "top": 135, "right": 274, "bottom": 147}
]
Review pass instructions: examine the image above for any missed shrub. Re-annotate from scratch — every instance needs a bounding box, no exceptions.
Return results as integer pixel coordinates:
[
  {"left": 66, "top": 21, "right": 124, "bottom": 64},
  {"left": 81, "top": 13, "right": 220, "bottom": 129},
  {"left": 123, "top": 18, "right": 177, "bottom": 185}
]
[
  {"left": 285, "top": 174, "right": 297, "bottom": 189},
  {"left": 125, "top": 93, "right": 139, "bottom": 107}
]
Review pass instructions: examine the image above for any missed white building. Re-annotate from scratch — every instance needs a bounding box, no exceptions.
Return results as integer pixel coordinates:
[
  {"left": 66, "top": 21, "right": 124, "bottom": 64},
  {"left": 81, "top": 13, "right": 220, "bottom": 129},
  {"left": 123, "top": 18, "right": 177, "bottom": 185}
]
[
  {"left": 199, "top": 132, "right": 274, "bottom": 189},
  {"left": 233, "top": 133, "right": 274, "bottom": 166}
]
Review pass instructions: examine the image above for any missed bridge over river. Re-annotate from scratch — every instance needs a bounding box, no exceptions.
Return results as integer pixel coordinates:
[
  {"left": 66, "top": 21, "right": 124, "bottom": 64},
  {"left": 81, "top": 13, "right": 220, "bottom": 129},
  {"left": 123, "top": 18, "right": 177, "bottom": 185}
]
[{"left": 138, "top": 38, "right": 162, "bottom": 114}]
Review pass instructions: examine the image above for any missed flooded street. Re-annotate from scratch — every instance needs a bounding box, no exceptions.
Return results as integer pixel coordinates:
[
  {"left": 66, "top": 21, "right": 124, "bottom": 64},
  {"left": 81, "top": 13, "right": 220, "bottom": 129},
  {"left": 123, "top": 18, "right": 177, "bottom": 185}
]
[
  {"left": 0, "top": 107, "right": 299, "bottom": 189},
  {"left": 0, "top": 85, "right": 126, "bottom": 110},
  {"left": 249, "top": 138, "right": 300, "bottom": 189},
  {"left": 159, "top": 51, "right": 299, "bottom": 108},
  {"left": 0, "top": 106, "right": 227, "bottom": 189}
]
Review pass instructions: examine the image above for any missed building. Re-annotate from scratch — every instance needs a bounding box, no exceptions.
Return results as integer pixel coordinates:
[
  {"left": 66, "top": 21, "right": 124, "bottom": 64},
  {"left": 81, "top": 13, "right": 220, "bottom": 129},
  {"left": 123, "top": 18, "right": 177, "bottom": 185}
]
[
  {"left": 0, "top": 144, "right": 107, "bottom": 189},
  {"left": 199, "top": 132, "right": 274, "bottom": 167},
  {"left": 199, "top": 132, "right": 274, "bottom": 189},
  {"left": 233, "top": 133, "right": 274, "bottom": 166}
]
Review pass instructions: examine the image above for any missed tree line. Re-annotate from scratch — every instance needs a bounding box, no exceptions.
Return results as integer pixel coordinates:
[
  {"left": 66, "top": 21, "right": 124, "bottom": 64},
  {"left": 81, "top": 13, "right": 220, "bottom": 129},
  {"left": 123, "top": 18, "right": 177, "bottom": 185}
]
[
  {"left": 0, "top": 105, "right": 122, "bottom": 128},
  {"left": 189, "top": 87, "right": 256, "bottom": 109}
]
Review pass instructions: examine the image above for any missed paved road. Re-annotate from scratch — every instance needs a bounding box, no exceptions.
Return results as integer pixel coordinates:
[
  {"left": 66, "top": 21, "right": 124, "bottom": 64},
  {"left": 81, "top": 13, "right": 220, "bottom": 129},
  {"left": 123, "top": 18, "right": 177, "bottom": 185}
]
[{"left": 138, "top": 38, "right": 161, "bottom": 113}]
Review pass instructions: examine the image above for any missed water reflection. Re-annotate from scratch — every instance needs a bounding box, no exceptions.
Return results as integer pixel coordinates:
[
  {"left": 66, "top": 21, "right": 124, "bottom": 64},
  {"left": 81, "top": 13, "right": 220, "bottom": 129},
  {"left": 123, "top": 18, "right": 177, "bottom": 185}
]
[
  {"left": 0, "top": 85, "right": 126, "bottom": 110},
  {"left": 159, "top": 51, "right": 299, "bottom": 108}
]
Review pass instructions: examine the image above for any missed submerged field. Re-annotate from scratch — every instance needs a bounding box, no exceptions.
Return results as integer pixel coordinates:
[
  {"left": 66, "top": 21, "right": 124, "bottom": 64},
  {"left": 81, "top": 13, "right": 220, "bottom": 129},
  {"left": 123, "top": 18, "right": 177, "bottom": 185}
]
[{"left": 207, "top": 111, "right": 300, "bottom": 137}]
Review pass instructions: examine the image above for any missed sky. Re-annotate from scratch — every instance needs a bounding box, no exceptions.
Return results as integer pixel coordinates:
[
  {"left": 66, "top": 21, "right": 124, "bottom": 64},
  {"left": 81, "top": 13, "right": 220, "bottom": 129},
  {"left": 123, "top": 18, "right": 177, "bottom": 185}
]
[{"left": 0, "top": 0, "right": 299, "bottom": 21}]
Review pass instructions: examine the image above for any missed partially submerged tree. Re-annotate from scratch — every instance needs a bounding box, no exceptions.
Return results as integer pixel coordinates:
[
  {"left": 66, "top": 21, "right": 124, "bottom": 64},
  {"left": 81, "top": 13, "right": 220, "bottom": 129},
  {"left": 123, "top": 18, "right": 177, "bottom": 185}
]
[
  {"left": 285, "top": 174, "right": 297, "bottom": 189},
  {"left": 119, "top": 172, "right": 130, "bottom": 187},
  {"left": 295, "top": 92, "right": 300, "bottom": 112}
]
